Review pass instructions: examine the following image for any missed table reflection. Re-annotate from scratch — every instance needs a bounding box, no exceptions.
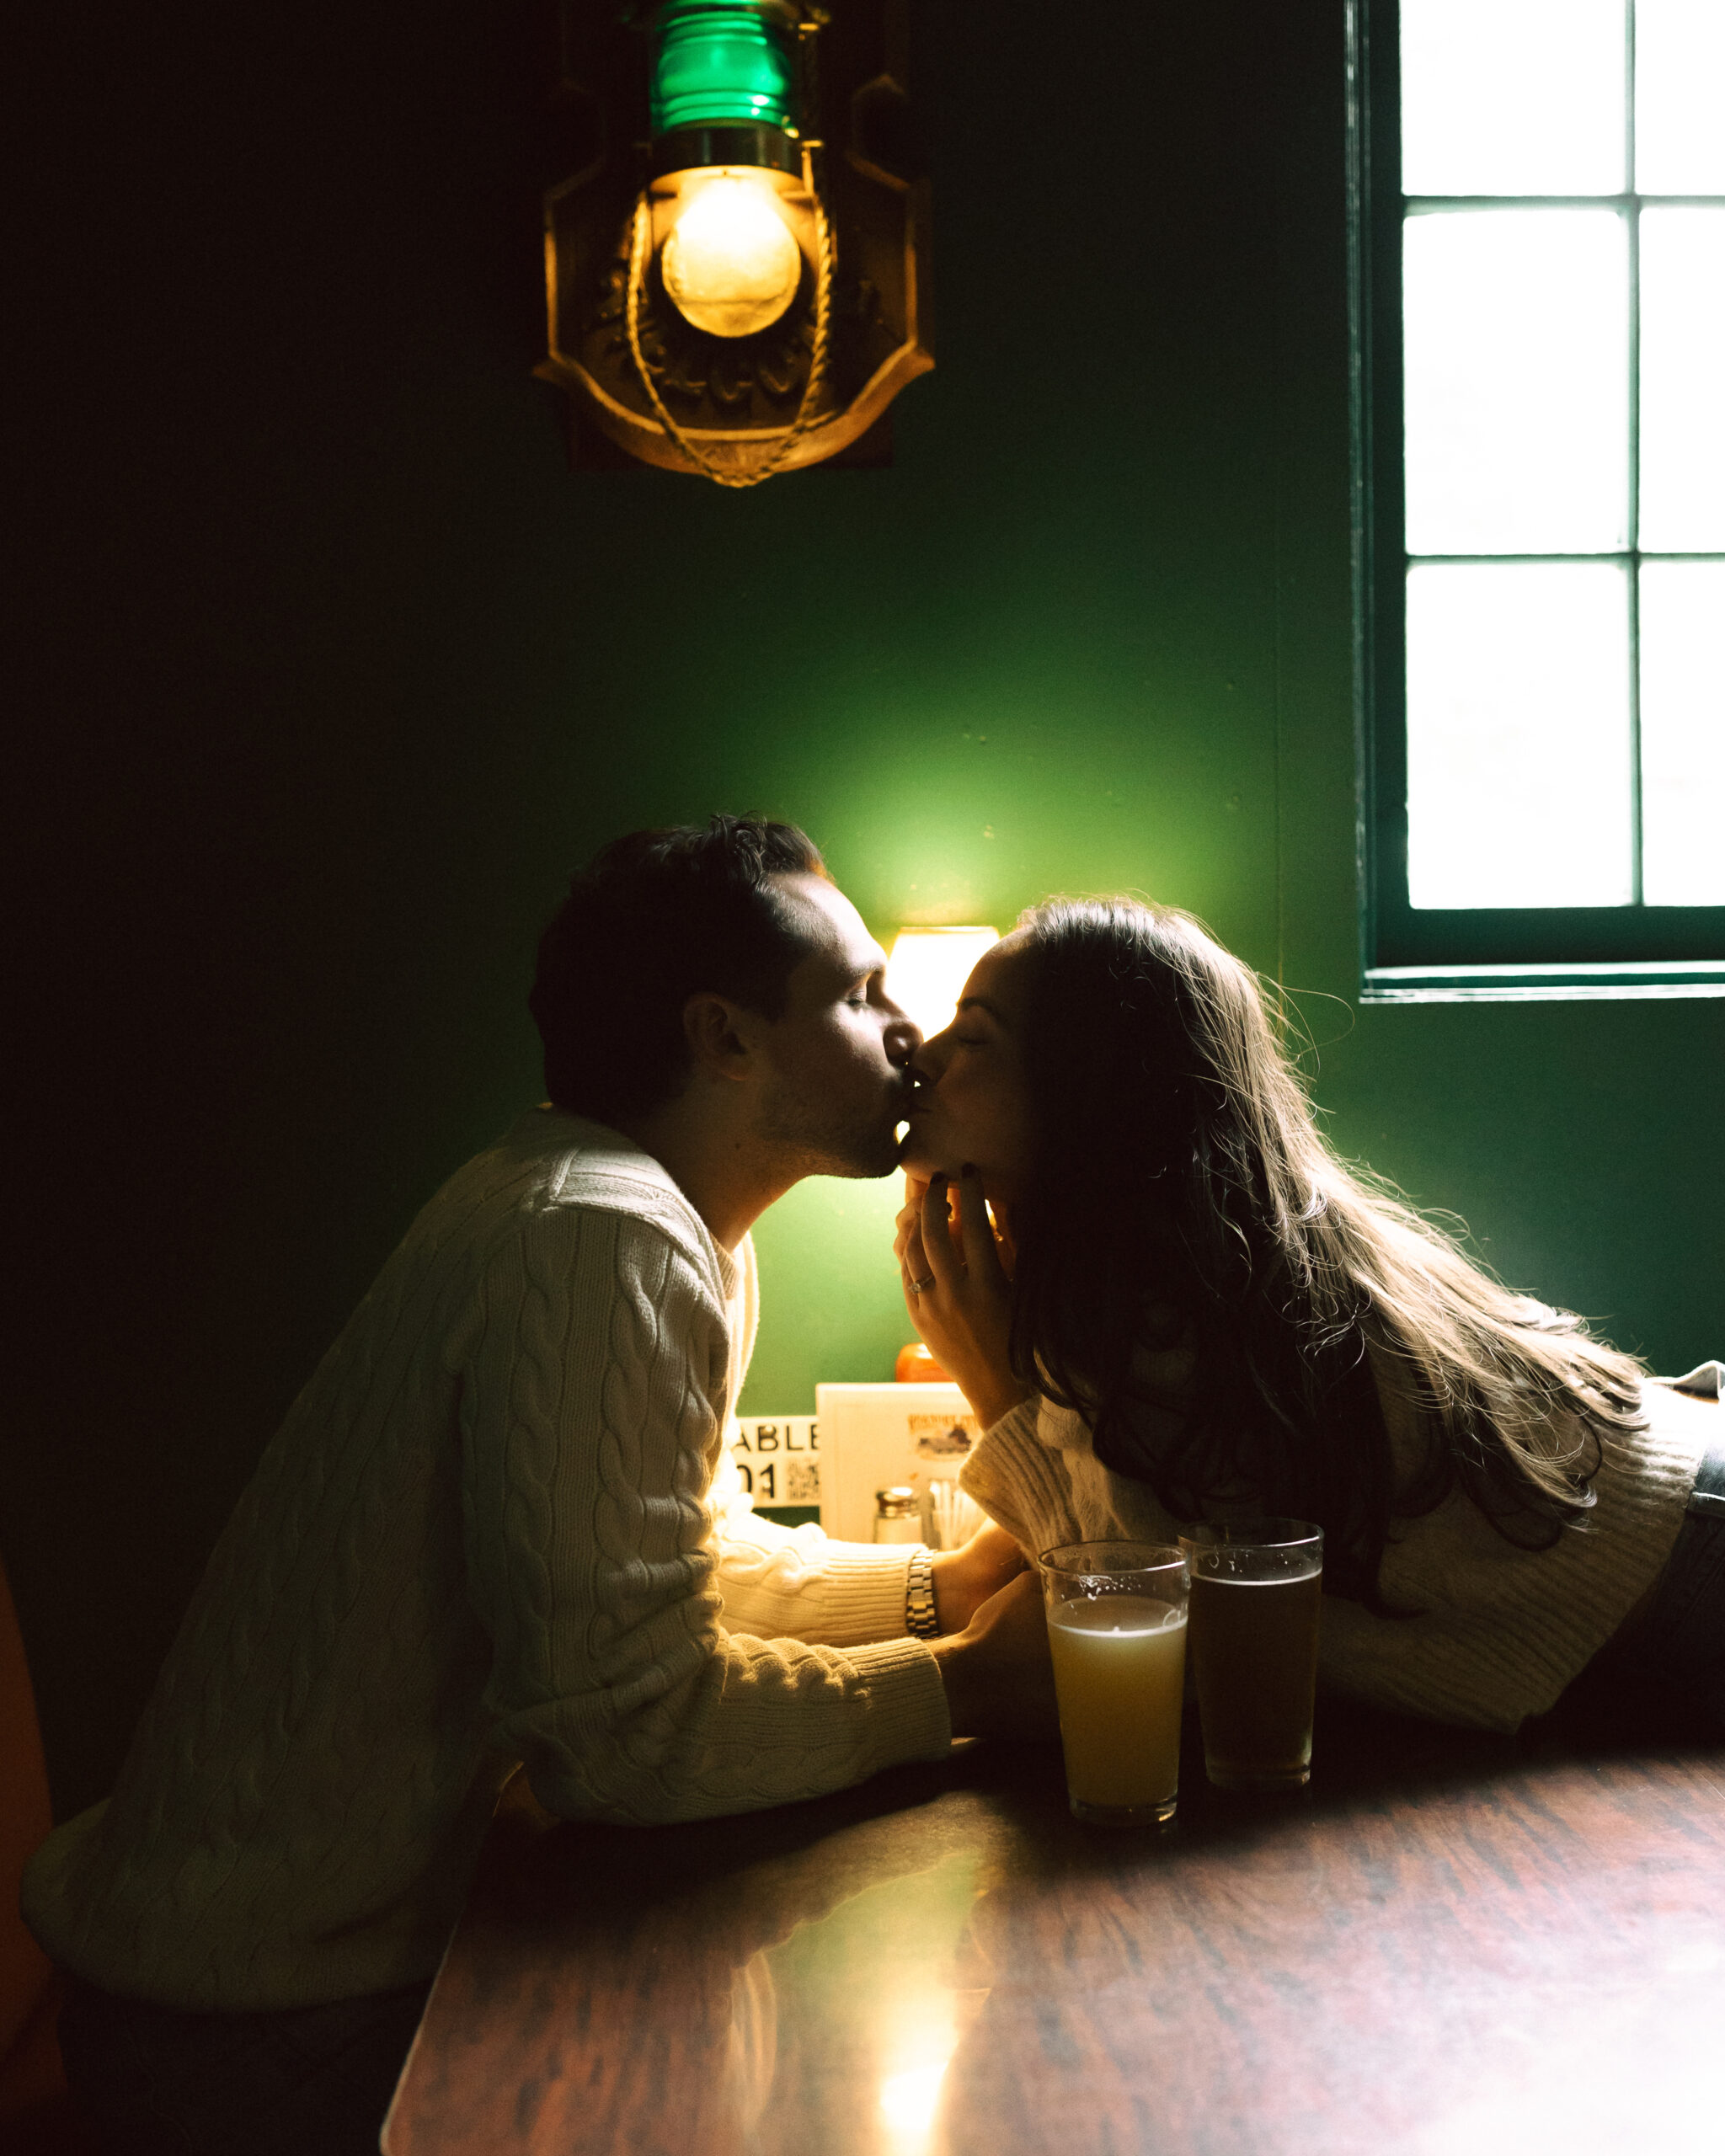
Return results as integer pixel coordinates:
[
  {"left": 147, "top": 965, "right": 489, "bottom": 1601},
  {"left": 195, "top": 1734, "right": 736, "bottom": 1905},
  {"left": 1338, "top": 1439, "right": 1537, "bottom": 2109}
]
[
  {"left": 386, "top": 1754, "right": 1020, "bottom": 2156},
  {"left": 745, "top": 1845, "right": 986, "bottom": 2156},
  {"left": 386, "top": 1715, "right": 1725, "bottom": 2156}
]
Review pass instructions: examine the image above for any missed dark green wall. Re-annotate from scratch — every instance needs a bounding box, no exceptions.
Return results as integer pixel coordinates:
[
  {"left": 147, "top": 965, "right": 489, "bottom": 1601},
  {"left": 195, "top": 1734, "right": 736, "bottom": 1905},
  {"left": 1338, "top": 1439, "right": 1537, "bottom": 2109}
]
[{"left": 11, "top": 0, "right": 1721, "bottom": 1817}]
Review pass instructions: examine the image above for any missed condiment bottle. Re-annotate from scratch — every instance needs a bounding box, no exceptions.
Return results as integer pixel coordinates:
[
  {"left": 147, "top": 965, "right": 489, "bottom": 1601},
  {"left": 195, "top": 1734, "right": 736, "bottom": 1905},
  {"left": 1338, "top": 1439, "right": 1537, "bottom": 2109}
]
[{"left": 873, "top": 1486, "right": 923, "bottom": 1544}]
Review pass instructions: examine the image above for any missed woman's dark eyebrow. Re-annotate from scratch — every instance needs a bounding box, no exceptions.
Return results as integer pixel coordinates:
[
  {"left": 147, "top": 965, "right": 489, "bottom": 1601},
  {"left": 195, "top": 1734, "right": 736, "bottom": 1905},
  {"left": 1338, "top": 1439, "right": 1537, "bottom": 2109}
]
[{"left": 956, "top": 995, "right": 1006, "bottom": 1023}]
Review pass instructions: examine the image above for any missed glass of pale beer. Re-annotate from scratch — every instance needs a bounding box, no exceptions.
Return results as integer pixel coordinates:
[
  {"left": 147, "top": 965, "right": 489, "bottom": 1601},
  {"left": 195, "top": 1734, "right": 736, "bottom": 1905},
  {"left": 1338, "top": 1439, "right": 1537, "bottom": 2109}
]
[
  {"left": 1039, "top": 1542, "right": 1190, "bottom": 1827},
  {"left": 1181, "top": 1519, "right": 1323, "bottom": 1790}
]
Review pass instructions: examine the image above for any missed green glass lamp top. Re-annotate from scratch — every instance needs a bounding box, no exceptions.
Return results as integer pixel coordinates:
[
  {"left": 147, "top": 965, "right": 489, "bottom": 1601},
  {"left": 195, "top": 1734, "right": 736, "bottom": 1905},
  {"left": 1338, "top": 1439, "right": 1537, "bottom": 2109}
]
[{"left": 649, "top": 2, "right": 796, "bottom": 135}]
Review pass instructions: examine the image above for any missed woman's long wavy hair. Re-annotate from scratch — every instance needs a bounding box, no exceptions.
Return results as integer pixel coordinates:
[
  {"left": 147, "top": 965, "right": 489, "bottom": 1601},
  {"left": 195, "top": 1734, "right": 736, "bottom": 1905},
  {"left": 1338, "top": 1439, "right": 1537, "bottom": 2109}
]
[{"left": 1006, "top": 898, "right": 1648, "bottom": 1604}]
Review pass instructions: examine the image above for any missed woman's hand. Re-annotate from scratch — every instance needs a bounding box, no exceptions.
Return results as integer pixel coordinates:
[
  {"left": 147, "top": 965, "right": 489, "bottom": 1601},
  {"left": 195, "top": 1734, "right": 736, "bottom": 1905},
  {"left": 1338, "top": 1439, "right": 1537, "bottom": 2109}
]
[
  {"left": 927, "top": 1571, "right": 1058, "bottom": 1742},
  {"left": 894, "top": 1167, "right": 1028, "bottom": 1432},
  {"left": 929, "top": 1520, "right": 1029, "bottom": 1634}
]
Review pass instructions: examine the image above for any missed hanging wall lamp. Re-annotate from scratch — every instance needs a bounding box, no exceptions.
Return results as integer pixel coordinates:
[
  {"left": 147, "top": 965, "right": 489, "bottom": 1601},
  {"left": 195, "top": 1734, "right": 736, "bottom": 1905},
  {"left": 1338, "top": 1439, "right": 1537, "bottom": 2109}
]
[{"left": 537, "top": 0, "right": 932, "bottom": 485}]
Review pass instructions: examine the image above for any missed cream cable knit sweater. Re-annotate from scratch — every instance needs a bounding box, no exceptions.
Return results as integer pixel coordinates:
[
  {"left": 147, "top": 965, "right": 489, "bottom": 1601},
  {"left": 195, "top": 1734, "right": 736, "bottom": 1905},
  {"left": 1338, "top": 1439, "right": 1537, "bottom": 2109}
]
[
  {"left": 24, "top": 1110, "right": 950, "bottom": 2013},
  {"left": 960, "top": 1372, "right": 1715, "bottom": 1734}
]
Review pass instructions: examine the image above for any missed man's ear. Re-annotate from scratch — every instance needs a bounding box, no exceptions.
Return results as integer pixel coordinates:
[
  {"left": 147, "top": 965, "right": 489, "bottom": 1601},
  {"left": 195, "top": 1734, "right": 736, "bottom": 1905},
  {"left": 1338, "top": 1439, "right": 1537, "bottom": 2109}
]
[{"left": 682, "top": 993, "right": 753, "bottom": 1084}]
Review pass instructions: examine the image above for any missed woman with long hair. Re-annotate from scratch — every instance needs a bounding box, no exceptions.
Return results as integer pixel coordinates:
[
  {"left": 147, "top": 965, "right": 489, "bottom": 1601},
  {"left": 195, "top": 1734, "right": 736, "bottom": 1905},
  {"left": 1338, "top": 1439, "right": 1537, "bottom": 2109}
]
[{"left": 895, "top": 896, "right": 1722, "bottom": 1731}]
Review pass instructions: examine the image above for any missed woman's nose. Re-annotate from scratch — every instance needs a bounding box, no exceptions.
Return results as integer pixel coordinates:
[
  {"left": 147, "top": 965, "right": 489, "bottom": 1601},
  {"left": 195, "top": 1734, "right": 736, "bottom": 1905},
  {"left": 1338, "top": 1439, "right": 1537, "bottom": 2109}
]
[{"left": 910, "top": 1031, "right": 950, "bottom": 1082}]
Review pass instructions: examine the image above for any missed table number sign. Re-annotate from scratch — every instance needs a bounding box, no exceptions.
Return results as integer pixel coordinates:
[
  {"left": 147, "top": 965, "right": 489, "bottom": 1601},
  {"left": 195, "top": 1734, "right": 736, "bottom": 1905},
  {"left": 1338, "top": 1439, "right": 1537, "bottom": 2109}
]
[{"left": 729, "top": 1415, "right": 821, "bottom": 1525}]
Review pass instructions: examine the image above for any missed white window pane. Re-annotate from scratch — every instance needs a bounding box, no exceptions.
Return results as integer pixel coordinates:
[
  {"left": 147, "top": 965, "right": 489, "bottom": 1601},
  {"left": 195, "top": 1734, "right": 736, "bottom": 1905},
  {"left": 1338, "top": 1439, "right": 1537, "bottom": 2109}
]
[
  {"left": 1403, "top": 211, "right": 1630, "bottom": 555},
  {"left": 1635, "top": 0, "right": 1725, "bottom": 193},
  {"left": 1640, "top": 561, "right": 1725, "bottom": 905},
  {"left": 1401, "top": 0, "right": 1626, "bottom": 196},
  {"left": 1407, "top": 562, "right": 1634, "bottom": 908},
  {"left": 1639, "top": 209, "right": 1725, "bottom": 552}
]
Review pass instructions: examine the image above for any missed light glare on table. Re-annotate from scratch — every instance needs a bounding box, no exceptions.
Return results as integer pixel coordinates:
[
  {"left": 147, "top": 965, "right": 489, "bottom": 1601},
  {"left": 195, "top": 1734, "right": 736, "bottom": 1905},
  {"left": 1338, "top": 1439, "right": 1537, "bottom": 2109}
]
[{"left": 879, "top": 2057, "right": 951, "bottom": 2142}]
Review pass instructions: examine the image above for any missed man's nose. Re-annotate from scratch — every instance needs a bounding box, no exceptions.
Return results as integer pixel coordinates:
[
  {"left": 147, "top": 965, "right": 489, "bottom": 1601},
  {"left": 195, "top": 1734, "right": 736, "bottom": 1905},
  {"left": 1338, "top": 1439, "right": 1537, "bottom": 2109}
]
[{"left": 883, "top": 1007, "right": 921, "bottom": 1065}]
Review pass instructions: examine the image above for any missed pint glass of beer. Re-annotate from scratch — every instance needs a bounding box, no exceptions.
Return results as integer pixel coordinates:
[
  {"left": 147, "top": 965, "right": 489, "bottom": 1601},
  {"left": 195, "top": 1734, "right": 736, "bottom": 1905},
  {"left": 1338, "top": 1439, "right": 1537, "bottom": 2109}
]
[
  {"left": 1039, "top": 1542, "right": 1189, "bottom": 1827},
  {"left": 1182, "top": 1519, "right": 1323, "bottom": 1791}
]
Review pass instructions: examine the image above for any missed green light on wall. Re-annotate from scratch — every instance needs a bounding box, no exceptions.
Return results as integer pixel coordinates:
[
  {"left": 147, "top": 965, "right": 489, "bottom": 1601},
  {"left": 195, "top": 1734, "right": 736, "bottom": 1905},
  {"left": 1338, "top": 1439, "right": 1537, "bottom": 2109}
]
[{"left": 649, "top": 1, "right": 798, "bottom": 137}]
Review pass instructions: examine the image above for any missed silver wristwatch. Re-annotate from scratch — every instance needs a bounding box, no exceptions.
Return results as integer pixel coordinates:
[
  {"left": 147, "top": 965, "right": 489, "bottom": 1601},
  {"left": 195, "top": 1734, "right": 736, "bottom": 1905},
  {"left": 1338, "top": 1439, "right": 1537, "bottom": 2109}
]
[{"left": 905, "top": 1547, "right": 940, "bottom": 1638}]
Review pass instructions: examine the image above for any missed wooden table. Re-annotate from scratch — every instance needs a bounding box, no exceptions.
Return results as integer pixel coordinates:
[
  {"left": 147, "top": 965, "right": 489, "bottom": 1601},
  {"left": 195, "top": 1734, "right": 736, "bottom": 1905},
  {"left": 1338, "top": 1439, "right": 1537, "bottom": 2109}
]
[{"left": 383, "top": 1698, "right": 1725, "bottom": 2156}]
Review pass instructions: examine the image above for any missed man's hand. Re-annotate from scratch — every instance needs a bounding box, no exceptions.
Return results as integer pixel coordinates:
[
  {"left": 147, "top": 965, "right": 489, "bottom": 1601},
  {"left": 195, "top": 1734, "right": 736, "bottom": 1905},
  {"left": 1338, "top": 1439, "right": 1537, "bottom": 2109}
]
[
  {"left": 928, "top": 1570, "right": 1059, "bottom": 1743},
  {"left": 929, "top": 1521, "right": 1029, "bottom": 1636}
]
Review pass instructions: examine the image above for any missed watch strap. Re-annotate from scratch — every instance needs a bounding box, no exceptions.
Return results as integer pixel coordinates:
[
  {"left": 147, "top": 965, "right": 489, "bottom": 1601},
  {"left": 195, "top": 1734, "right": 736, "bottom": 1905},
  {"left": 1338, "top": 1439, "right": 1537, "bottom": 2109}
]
[{"left": 905, "top": 1546, "right": 940, "bottom": 1639}]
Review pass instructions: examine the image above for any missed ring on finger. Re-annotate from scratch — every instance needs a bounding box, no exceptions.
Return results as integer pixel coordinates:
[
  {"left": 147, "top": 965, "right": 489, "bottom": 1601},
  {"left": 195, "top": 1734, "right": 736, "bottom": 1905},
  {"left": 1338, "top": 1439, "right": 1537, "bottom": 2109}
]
[{"left": 908, "top": 1273, "right": 937, "bottom": 1294}]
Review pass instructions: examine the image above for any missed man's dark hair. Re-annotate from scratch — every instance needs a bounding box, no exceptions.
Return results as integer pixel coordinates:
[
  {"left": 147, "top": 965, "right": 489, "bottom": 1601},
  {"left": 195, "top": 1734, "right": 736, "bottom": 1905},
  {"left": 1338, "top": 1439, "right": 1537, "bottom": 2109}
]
[{"left": 529, "top": 816, "right": 829, "bottom": 1124}]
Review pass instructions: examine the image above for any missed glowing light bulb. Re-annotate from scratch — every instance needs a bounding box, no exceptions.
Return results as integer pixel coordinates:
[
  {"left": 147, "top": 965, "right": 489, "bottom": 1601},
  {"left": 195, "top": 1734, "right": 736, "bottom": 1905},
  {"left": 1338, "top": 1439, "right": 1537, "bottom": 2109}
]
[
  {"left": 885, "top": 926, "right": 1001, "bottom": 1039},
  {"left": 660, "top": 175, "right": 802, "bottom": 339}
]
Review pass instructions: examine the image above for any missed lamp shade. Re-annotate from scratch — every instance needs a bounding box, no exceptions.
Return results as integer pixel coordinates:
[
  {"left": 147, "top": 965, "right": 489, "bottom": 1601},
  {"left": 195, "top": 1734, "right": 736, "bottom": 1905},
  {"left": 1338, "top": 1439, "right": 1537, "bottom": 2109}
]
[
  {"left": 885, "top": 926, "right": 1001, "bottom": 1040},
  {"left": 649, "top": 2, "right": 798, "bottom": 136}
]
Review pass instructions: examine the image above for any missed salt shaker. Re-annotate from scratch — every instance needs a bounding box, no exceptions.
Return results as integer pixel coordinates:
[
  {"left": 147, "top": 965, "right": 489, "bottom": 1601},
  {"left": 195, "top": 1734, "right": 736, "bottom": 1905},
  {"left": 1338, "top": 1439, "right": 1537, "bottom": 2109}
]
[{"left": 873, "top": 1486, "right": 922, "bottom": 1544}]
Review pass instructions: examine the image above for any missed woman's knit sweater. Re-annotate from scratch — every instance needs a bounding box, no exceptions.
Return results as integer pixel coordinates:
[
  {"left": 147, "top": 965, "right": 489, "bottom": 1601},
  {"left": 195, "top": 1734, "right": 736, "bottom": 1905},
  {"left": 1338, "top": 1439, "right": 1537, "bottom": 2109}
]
[
  {"left": 23, "top": 1110, "right": 950, "bottom": 2013},
  {"left": 959, "top": 1367, "right": 1716, "bottom": 1734}
]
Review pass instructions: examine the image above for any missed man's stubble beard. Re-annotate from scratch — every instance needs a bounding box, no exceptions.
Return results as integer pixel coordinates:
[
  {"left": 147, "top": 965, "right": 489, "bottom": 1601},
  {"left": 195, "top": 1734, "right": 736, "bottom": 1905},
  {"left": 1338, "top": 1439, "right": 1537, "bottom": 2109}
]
[{"left": 755, "top": 1072, "right": 905, "bottom": 1182}]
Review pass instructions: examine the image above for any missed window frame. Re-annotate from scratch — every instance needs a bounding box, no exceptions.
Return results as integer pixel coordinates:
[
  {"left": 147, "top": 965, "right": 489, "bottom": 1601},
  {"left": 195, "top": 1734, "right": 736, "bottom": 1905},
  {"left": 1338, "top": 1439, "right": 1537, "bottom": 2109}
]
[{"left": 1347, "top": 0, "right": 1725, "bottom": 1003}]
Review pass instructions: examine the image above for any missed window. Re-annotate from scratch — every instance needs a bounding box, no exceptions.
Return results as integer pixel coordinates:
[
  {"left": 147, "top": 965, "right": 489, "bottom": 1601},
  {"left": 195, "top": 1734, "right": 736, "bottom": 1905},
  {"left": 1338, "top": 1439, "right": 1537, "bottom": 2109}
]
[{"left": 1350, "top": 0, "right": 1725, "bottom": 999}]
